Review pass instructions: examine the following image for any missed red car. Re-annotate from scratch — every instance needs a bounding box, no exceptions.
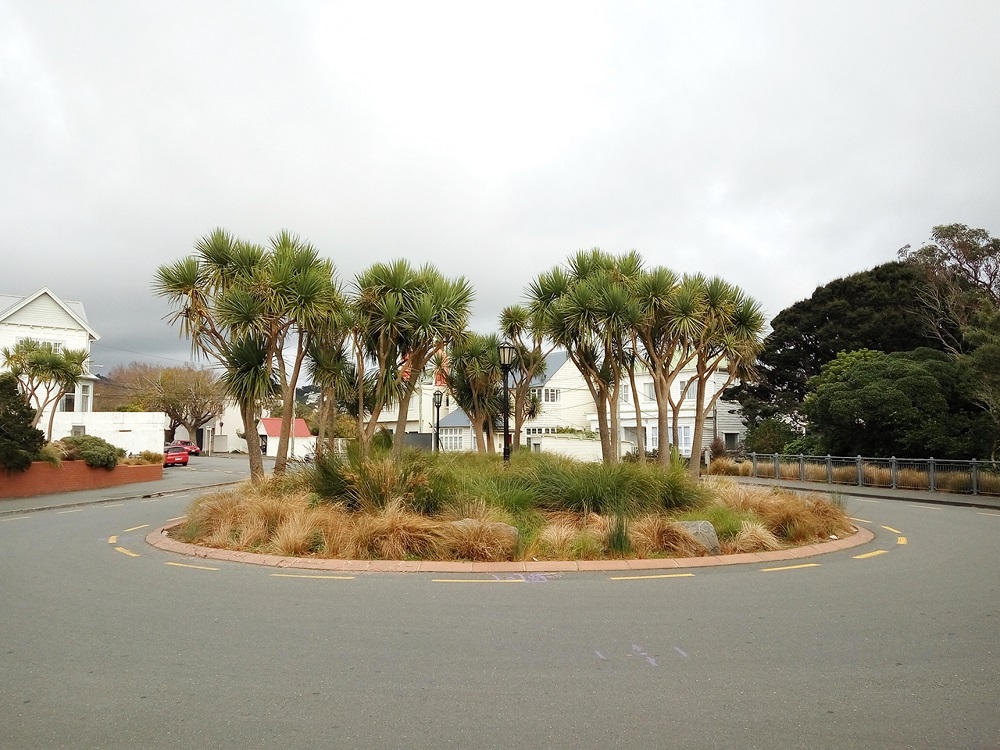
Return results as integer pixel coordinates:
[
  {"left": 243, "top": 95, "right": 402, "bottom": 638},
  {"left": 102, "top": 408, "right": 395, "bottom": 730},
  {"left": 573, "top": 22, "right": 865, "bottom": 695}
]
[
  {"left": 168, "top": 440, "right": 201, "bottom": 456},
  {"left": 163, "top": 445, "right": 190, "bottom": 467}
]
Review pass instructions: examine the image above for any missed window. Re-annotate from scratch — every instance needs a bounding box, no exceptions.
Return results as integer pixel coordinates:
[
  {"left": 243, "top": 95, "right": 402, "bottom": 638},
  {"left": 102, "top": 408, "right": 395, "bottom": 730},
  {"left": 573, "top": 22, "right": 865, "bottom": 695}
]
[
  {"left": 620, "top": 384, "right": 630, "bottom": 403},
  {"left": 60, "top": 393, "right": 76, "bottom": 412},
  {"left": 642, "top": 382, "right": 655, "bottom": 401},
  {"left": 649, "top": 426, "right": 658, "bottom": 450},
  {"left": 678, "top": 379, "right": 688, "bottom": 396},
  {"left": 543, "top": 388, "right": 560, "bottom": 403},
  {"left": 80, "top": 384, "right": 91, "bottom": 413},
  {"left": 724, "top": 432, "right": 739, "bottom": 451},
  {"left": 440, "top": 428, "right": 464, "bottom": 451},
  {"left": 678, "top": 425, "right": 692, "bottom": 453}
]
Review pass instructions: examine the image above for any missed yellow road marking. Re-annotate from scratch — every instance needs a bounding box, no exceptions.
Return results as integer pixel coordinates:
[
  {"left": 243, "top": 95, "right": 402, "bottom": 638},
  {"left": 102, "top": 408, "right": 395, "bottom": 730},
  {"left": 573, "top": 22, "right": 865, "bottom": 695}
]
[
  {"left": 431, "top": 578, "right": 524, "bottom": 583},
  {"left": 165, "top": 562, "right": 218, "bottom": 571},
  {"left": 881, "top": 525, "right": 902, "bottom": 534},
  {"left": 849, "top": 517, "right": 872, "bottom": 523},
  {"left": 58, "top": 508, "right": 83, "bottom": 514},
  {"left": 123, "top": 524, "right": 149, "bottom": 532},
  {"left": 897, "top": 537, "right": 908, "bottom": 545},
  {"left": 609, "top": 573, "right": 696, "bottom": 581},
  {"left": 854, "top": 550, "right": 889, "bottom": 559},
  {"left": 108, "top": 535, "right": 117, "bottom": 544},
  {"left": 114, "top": 546, "right": 139, "bottom": 557},
  {"left": 270, "top": 574, "right": 355, "bottom": 580},
  {"left": 760, "top": 563, "right": 820, "bottom": 572},
  {"left": 978, "top": 512, "right": 1000, "bottom": 517}
]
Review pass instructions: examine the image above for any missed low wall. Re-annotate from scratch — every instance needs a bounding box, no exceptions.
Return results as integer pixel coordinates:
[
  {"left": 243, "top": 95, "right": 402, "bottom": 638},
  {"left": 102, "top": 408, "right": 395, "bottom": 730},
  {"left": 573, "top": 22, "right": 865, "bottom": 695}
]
[{"left": 0, "top": 461, "right": 163, "bottom": 499}]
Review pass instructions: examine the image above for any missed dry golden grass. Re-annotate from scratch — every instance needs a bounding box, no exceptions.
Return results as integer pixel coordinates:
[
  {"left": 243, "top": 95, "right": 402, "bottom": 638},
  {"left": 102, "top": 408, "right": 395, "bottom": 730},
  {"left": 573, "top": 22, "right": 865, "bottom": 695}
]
[
  {"left": 438, "top": 517, "right": 518, "bottom": 561},
  {"left": 532, "top": 519, "right": 580, "bottom": 559},
  {"left": 349, "top": 501, "right": 443, "bottom": 560},
  {"left": 727, "top": 520, "right": 784, "bottom": 554},
  {"left": 629, "top": 515, "right": 709, "bottom": 557},
  {"left": 177, "top": 473, "right": 855, "bottom": 562},
  {"left": 702, "top": 479, "right": 851, "bottom": 544}
]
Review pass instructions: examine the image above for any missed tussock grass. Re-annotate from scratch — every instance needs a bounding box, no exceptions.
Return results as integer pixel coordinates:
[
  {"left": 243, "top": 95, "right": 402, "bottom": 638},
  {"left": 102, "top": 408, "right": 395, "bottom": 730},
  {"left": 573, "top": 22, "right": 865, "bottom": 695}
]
[
  {"left": 728, "top": 521, "right": 784, "bottom": 554},
  {"left": 629, "top": 516, "right": 709, "bottom": 557},
  {"left": 175, "top": 453, "right": 852, "bottom": 561}
]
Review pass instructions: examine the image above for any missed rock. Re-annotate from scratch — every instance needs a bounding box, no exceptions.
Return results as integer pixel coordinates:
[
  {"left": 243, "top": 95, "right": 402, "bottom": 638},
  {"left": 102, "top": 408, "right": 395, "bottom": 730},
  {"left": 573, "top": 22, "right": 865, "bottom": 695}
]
[{"left": 678, "top": 520, "right": 721, "bottom": 556}]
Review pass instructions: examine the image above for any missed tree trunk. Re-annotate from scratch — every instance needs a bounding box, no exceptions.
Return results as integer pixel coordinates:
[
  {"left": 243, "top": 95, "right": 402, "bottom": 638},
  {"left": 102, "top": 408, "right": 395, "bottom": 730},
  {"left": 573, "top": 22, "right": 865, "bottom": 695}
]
[
  {"left": 241, "top": 402, "right": 266, "bottom": 482},
  {"left": 688, "top": 361, "right": 708, "bottom": 479},
  {"left": 629, "top": 367, "right": 645, "bottom": 462},
  {"left": 274, "top": 334, "right": 308, "bottom": 475}
]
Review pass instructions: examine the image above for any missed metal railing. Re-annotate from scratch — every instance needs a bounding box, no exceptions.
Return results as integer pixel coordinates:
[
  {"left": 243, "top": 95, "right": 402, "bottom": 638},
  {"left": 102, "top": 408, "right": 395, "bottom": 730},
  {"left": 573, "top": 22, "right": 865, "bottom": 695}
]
[{"left": 727, "top": 453, "right": 1000, "bottom": 497}]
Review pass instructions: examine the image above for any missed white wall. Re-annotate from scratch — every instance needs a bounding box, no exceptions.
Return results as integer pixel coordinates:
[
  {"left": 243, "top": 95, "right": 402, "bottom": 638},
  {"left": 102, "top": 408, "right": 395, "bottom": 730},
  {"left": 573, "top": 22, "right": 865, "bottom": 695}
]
[{"left": 50, "top": 411, "right": 167, "bottom": 455}]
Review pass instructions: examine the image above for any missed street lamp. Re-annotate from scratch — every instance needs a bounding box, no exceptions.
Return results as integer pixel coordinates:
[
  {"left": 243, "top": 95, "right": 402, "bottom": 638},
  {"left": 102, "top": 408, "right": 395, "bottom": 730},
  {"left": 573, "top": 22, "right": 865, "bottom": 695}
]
[
  {"left": 498, "top": 341, "right": 517, "bottom": 464},
  {"left": 432, "top": 390, "right": 443, "bottom": 453}
]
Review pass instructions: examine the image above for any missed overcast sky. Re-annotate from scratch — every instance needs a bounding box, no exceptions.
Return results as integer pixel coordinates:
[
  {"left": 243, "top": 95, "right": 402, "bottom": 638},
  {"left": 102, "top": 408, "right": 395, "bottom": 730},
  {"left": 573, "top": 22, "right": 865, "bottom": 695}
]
[{"left": 3, "top": 1, "right": 999, "bottom": 371}]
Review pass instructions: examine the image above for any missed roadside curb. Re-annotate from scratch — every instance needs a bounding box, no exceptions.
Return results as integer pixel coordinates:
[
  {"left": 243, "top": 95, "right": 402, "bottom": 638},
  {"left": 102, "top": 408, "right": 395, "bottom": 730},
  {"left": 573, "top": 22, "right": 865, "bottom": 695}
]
[
  {"left": 146, "top": 520, "right": 876, "bottom": 574},
  {"left": 0, "top": 480, "right": 241, "bottom": 516}
]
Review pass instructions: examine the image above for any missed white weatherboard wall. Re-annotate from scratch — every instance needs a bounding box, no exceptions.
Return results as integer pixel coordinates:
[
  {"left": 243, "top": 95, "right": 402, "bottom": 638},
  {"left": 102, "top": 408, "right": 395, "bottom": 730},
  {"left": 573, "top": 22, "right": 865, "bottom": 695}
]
[{"left": 50, "top": 412, "right": 167, "bottom": 455}]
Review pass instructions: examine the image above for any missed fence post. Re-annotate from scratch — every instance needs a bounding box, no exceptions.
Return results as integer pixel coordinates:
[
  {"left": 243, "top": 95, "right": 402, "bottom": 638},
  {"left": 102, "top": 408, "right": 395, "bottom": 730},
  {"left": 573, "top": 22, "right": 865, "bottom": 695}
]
[
  {"left": 856, "top": 456, "right": 864, "bottom": 487},
  {"left": 826, "top": 455, "right": 832, "bottom": 484},
  {"left": 774, "top": 453, "right": 781, "bottom": 479},
  {"left": 798, "top": 454, "right": 805, "bottom": 481},
  {"left": 891, "top": 456, "right": 897, "bottom": 489},
  {"left": 751, "top": 452, "right": 757, "bottom": 478},
  {"left": 928, "top": 457, "right": 935, "bottom": 492},
  {"left": 972, "top": 458, "right": 979, "bottom": 496}
]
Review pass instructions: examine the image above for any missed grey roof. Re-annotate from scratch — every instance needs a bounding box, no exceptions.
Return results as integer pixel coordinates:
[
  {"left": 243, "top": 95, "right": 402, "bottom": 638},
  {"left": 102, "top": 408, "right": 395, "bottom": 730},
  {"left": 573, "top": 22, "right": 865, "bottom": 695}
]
[
  {"left": 439, "top": 408, "right": 472, "bottom": 428},
  {"left": 530, "top": 350, "right": 571, "bottom": 387}
]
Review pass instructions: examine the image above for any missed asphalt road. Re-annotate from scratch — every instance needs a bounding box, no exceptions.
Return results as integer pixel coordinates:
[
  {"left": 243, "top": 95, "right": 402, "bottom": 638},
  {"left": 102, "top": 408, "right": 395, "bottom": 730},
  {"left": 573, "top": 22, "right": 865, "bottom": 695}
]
[{"left": 1, "top": 480, "right": 998, "bottom": 749}]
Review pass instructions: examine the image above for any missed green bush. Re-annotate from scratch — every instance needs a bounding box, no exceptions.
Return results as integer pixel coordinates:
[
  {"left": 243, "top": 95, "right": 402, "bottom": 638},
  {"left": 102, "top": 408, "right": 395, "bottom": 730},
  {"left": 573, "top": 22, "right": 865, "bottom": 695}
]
[
  {"left": 56, "top": 435, "right": 125, "bottom": 470},
  {"left": 0, "top": 373, "right": 45, "bottom": 474}
]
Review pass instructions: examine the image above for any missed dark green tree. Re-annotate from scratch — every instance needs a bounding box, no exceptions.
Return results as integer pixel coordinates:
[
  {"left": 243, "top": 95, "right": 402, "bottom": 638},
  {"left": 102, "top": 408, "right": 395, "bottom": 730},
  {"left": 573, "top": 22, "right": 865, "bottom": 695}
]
[
  {"left": 803, "top": 349, "right": 994, "bottom": 458},
  {"left": 729, "top": 261, "right": 953, "bottom": 426},
  {"left": 0, "top": 373, "right": 45, "bottom": 473}
]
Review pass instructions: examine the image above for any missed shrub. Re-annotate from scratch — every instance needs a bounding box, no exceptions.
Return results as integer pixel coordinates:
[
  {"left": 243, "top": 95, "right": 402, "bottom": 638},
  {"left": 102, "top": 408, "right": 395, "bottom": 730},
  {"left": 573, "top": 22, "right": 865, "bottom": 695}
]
[
  {"left": 55, "top": 435, "right": 125, "bottom": 470},
  {"left": 0, "top": 373, "right": 45, "bottom": 473}
]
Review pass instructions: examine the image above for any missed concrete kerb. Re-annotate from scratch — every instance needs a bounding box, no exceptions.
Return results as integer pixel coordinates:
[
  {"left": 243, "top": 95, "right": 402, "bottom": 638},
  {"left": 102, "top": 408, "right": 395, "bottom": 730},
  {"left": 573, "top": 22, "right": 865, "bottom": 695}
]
[{"left": 146, "top": 519, "right": 877, "bottom": 574}]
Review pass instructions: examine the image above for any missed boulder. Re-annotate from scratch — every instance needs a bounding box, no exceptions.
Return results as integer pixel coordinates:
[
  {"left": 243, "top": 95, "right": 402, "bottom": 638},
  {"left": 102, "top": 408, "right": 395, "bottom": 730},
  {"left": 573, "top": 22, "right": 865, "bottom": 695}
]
[{"left": 678, "top": 520, "right": 721, "bottom": 556}]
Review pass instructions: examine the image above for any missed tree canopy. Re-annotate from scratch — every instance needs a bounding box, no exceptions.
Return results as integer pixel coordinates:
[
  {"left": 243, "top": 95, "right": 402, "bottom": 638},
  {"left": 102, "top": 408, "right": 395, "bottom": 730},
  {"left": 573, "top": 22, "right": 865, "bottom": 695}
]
[{"left": 803, "top": 348, "right": 995, "bottom": 459}]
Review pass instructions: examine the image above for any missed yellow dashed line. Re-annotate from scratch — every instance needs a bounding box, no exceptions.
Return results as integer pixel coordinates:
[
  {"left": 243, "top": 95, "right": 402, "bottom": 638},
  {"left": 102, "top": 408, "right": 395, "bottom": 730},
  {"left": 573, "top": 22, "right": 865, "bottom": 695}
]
[
  {"left": 849, "top": 517, "right": 872, "bottom": 523},
  {"left": 114, "top": 546, "right": 139, "bottom": 557},
  {"left": 123, "top": 524, "right": 149, "bottom": 532},
  {"left": 165, "top": 562, "right": 218, "bottom": 571},
  {"left": 881, "top": 525, "right": 902, "bottom": 534},
  {"left": 432, "top": 579, "right": 524, "bottom": 583},
  {"left": 108, "top": 535, "right": 117, "bottom": 544},
  {"left": 760, "top": 563, "right": 820, "bottom": 572},
  {"left": 854, "top": 550, "right": 889, "bottom": 559},
  {"left": 897, "top": 537, "right": 908, "bottom": 545},
  {"left": 270, "top": 574, "right": 355, "bottom": 580},
  {"left": 609, "top": 573, "right": 696, "bottom": 581}
]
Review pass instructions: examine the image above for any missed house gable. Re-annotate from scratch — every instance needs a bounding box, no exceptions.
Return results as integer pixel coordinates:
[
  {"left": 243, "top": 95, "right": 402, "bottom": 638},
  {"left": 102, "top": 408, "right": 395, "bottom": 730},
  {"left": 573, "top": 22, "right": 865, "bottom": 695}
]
[{"left": 0, "top": 288, "right": 100, "bottom": 342}]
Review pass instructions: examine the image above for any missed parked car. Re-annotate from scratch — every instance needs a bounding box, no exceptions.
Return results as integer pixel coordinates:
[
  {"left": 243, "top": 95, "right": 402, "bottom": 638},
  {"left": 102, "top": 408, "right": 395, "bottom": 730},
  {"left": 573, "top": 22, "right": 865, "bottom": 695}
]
[
  {"left": 163, "top": 445, "right": 190, "bottom": 467},
  {"left": 168, "top": 440, "right": 201, "bottom": 456}
]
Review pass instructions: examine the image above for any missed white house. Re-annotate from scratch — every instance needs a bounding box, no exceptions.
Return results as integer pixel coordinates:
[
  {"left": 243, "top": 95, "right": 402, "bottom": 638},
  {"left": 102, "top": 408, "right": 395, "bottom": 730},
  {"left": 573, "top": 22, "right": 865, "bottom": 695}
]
[
  {"left": 372, "top": 350, "right": 748, "bottom": 460},
  {"left": 0, "top": 288, "right": 167, "bottom": 454},
  {"left": 0, "top": 288, "right": 100, "bottom": 422}
]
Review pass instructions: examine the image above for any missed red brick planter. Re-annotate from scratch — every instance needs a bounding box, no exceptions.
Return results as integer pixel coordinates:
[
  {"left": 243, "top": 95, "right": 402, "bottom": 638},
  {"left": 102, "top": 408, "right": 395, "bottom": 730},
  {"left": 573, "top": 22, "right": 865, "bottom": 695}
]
[{"left": 0, "top": 461, "right": 163, "bottom": 499}]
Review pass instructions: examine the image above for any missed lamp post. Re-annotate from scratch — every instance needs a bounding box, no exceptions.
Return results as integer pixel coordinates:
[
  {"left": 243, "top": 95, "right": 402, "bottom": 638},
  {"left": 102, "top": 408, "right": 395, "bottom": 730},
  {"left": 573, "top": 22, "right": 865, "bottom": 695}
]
[
  {"left": 432, "top": 390, "right": 443, "bottom": 453},
  {"left": 498, "top": 341, "right": 517, "bottom": 464}
]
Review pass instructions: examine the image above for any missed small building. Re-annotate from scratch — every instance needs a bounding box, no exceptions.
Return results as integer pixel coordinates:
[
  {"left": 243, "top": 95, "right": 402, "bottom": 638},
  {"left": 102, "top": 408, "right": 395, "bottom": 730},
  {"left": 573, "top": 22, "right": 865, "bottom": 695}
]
[{"left": 257, "top": 417, "right": 315, "bottom": 459}]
